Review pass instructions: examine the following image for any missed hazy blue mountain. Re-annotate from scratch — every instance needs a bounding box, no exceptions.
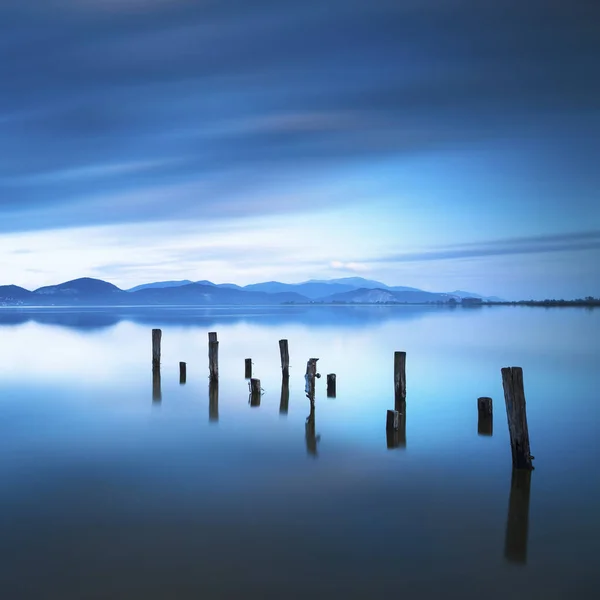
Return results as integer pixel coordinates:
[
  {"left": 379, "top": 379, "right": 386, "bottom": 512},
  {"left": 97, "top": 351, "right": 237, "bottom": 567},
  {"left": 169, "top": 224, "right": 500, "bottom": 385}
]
[
  {"left": 319, "top": 287, "right": 458, "bottom": 304},
  {"left": 218, "top": 283, "right": 243, "bottom": 290},
  {"left": 128, "top": 280, "right": 194, "bottom": 292},
  {"left": 306, "top": 277, "right": 390, "bottom": 289},
  {"left": 448, "top": 290, "right": 504, "bottom": 302},
  {"left": 244, "top": 279, "right": 389, "bottom": 299},
  {"left": 0, "top": 276, "right": 494, "bottom": 306},
  {"left": 129, "top": 283, "right": 308, "bottom": 305},
  {"left": 0, "top": 285, "right": 34, "bottom": 303},
  {"left": 34, "top": 278, "right": 123, "bottom": 298}
]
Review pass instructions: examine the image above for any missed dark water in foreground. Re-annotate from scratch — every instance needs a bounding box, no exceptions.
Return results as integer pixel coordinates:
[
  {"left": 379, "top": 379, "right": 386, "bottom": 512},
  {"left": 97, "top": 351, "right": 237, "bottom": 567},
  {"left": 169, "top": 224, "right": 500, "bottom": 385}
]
[{"left": 0, "top": 305, "right": 599, "bottom": 599}]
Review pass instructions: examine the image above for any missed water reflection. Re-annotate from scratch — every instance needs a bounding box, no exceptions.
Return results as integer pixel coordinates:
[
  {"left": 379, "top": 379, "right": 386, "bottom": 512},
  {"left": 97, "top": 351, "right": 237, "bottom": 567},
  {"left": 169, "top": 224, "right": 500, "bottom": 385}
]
[
  {"left": 279, "top": 376, "right": 290, "bottom": 415},
  {"left": 0, "top": 304, "right": 462, "bottom": 332},
  {"left": 504, "top": 469, "right": 532, "bottom": 564},
  {"left": 209, "top": 380, "right": 219, "bottom": 422},
  {"left": 152, "top": 367, "right": 162, "bottom": 403},
  {"left": 305, "top": 400, "right": 320, "bottom": 457}
]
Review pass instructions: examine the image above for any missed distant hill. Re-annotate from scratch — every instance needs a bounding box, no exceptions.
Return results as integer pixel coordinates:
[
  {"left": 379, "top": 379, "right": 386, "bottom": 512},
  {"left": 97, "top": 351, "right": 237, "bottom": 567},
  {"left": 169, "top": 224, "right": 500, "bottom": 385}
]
[
  {"left": 447, "top": 290, "right": 505, "bottom": 302},
  {"left": 128, "top": 283, "right": 307, "bottom": 305},
  {"left": 128, "top": 280, "right": 194, "bottom": 292},
  {"left": 34, "top": 278, "right": 123, "bottom": 300},
  {"left": 319, "top": 287, "right": 458, "bottom": 304},
  {"left": 0, "top": 276, "right": 497, "bottom": 306},
  {"left": 0, "top": 285, "right": 34, "bottom": 304},
  {"left": 244, "top": 281, "right": 360, "bottom": 299}
]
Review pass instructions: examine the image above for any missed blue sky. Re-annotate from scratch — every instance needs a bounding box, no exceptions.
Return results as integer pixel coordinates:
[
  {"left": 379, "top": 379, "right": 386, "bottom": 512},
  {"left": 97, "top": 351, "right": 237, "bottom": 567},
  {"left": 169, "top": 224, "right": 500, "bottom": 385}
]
[{"left": 1, "top": 0, "right": 599, "bottom": 299}]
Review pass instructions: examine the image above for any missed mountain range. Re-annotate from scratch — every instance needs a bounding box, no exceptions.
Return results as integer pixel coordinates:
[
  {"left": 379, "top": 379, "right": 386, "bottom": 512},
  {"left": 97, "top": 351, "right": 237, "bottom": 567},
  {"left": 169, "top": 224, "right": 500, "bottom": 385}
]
[{"left": 0, "top": 277, "right": 502, "bottom": 306}]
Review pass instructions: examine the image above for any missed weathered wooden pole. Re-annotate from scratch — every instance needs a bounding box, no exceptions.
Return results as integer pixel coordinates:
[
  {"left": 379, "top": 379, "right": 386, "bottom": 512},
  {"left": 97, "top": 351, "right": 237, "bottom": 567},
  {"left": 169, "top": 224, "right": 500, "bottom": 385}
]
[
  {"left": 394, "top": 351, "right": 406, "bottom": 404},
  {"left": 386, "top": 409, "right": 400, "bottom": 430},
  {"left": 326, "top": 373, "right": 336, "bottom": 398},
  {"left": 179, "top": 361, "right": 187, "bottom": 385},
  {"left": 388, "top": 401, "right": 407, "bottom": 449},
  {"left": 250, "top": 378, "right": 261, "bottom": 407},
  {"left": 244, "top": 358, "right": 252, "bottom": 379},
  {"left": 152, "top": 329, "right": 162, "bottom": 369},
  {"left": 209, "top": 379, "right": 219, "bottom": 422},
  {"left": 504, "top": 468, "right": 532, "bottom": 564},
  {"left": 279, "top": 339, "right": 290, "bottom": 379},
  {"left": 208, "top": 332, "right": 219, "bottom": 381},
  {"left": 477, "top": 396, "right": 493, "bottom": 436},
  {"left": 304, "top": 358, "right": 319, "bottom": 400},
  {"left": 279, "top": 376, "right": 290, "bottom": 415},
  {"left": 501, "top": 367, "right": 533, "bottom": 470}
]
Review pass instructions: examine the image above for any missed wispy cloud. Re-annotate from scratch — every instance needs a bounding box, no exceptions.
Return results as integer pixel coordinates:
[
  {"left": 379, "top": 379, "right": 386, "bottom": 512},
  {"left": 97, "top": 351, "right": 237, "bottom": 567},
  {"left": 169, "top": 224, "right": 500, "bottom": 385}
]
[{"left": 365, "top": 231, "right": 600, "bottom": 264}]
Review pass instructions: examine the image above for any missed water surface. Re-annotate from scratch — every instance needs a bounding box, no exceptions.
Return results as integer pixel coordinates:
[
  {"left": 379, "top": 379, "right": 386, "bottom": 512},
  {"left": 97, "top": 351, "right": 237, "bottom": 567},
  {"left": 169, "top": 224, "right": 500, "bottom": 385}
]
[{"left": 1, "top": 305, "right": 599, "bottom": 599}]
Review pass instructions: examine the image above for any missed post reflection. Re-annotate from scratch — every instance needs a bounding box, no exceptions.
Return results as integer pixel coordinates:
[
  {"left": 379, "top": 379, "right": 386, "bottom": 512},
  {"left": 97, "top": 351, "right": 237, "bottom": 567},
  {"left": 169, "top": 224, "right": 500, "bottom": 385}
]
[
  {"left": 305, "top": 399, "right": 320, "bottom": 457},
  {"left": 209, "top": 379, "right": 219, "bottom": 422},
  {"left": 387, "top": 400, "right": 406, "bottom": 449},
  {"left": 504, "top": 469, "right": 532, "bottom": 564},
  {"left": 152, "top": 367, "right": 162, "bottom": 403},
  {"left": 279, "top": 376, "right": 290, "bottom": 415}
]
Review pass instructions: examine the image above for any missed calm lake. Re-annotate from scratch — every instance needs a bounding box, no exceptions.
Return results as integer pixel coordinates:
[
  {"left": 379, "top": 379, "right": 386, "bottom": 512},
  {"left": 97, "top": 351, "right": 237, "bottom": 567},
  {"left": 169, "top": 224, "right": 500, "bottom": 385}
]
[{"left": 1, "top": 305, "right": 599, "bottom": 599}]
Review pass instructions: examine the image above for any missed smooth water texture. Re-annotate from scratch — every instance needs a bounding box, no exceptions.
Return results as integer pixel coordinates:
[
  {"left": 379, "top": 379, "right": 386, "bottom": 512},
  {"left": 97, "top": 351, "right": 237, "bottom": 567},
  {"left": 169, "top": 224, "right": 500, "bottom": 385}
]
[{"left": 0, "top": 305, "right": 599, "bottom": 599}]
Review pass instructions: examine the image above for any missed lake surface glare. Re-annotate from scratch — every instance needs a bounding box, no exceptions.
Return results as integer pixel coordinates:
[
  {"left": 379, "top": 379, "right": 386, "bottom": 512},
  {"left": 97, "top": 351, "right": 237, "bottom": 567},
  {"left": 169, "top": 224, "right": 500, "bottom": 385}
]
[{"left": 1, "top": 305, "right": 599, "bottom": 599}]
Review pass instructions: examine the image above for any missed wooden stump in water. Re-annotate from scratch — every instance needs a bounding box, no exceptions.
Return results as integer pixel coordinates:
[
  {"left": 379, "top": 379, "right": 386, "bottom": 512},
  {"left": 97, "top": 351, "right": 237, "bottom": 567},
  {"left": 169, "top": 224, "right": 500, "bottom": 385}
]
[
  {"left": 208, "top": 332, "right": 219, "bottom": 381},
  {"left": 152, "top": 329, "right": 162, "bottom": 370},
  {"left": 501, "top": 367, "right": 533, "bottom": 470},
  {"left": 279, "top": 376, "right": 290, "bottom": 415},
  {"left": 250, "top": 378, "right": 261, "bottom": 407},
  {"left": 209, "top": 379, "right": 219, "bottom": 422},
  {"left": 304, "top": 358, "right": 319, "bottom": 400},
  {"left": 477, "top": 396, "right": 493, "bottom": 436},
  {"left": 386, "top": 409, "right": 400, "bottom": 430},
  {"left": 394, "top": 351, "right": 406, "bottom": 404},
  {"left": 279, "top": 339, "right": 290, "bottom": 379},
  {"left": 179, "top": 361, "right": 187, "bottom": 385},
  {"left": 244, "top": 358, "right": 252, "bottom": 379},
  {"left": 388, "top": 401, "right": 407, "bottom": 449},
  {"left": 504, "top": 468, "right": 532, "bottom": 564},
  {"left": 326, "top": 374, "right": 336, "bottom": 398}
]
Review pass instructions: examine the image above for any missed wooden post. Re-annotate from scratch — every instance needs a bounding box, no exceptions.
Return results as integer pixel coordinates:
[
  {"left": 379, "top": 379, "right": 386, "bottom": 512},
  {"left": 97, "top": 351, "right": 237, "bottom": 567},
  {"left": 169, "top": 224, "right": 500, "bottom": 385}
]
[
  {"left": 394, "top": 351, "right": 406, "bottom": 404},
  {"left": 501, "top": 367, "right": 533, "bottom": 470},
  {"left": 250, "top": 378, "right": 261, "bottom": 407},
  {"left": 152, "top": 329, "right": 162, "bottom": 369},
  {"left": 279, "top": 376, "right": 290, "bottom": 415},
  {"left": 304, "top": 358, "right": 319, "bottom": 400},
  {"left": 326, "top": 374, "right": 336, "bottom": 398},
  {"left": 504, "top": 469, "right": 532, "bottom": 564},
  {"left": 244, "top": 358, "right": 252, "bottom": 379},
  {"left": 209, "top": 379, "right": 219, "bottom": 422},
  {"left": 386, "top": 409, "right": 400, "bottom": 430},
  {"left": 279, "top": 339, "right": 290, "bottom": 378},
  {"left": 388, "top": 401, "right": 407, "bottom": 449},
  {"left": 152, "top": 366, "right": 162, "bottom": 403},
  {"left": 477, "top": 396, "right": 493, "bottom": 436},
  {"left": 179, "top": 361, "right": 187, "bottom": 385},
  {"left": 208, "top": 332, "right": 218, "bottom": 381}
]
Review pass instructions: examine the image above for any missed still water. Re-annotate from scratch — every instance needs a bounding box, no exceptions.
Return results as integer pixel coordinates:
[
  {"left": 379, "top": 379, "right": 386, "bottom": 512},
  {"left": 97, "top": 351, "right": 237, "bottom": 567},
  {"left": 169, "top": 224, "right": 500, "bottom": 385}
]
[{"left": 0, "top": 305, "right": 599, "bottom": 599}]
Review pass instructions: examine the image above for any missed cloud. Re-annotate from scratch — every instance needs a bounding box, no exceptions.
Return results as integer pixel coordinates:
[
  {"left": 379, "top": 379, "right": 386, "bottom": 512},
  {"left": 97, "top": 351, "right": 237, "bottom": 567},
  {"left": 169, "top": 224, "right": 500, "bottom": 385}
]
[
  {"left": 330, "top": 261, "right": 369, "bottom": 273},
  {"left": 364, "top": 231, "right": 600, "bottom": 264},
  {"left": 0, "top": 0, "right": 598, "bottom": 233}
]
